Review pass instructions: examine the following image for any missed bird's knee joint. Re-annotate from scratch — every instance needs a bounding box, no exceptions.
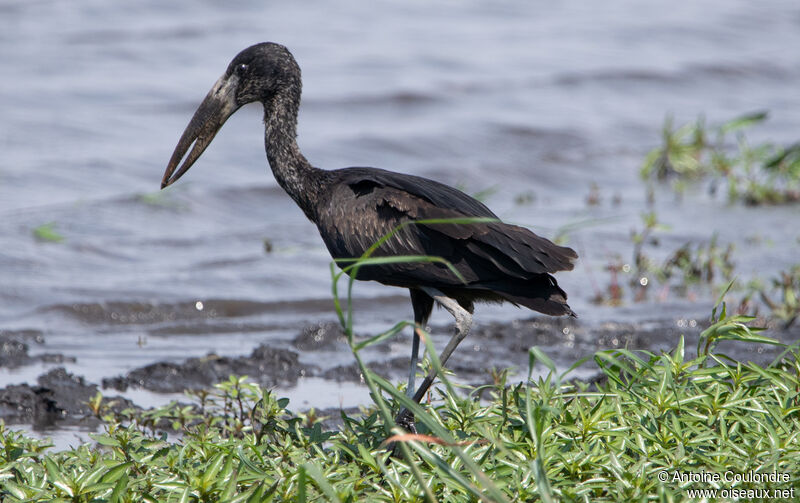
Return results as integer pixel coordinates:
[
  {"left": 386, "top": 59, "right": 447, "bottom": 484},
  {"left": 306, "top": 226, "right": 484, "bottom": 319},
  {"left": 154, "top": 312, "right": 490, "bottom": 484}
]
[{"left": 455, "top": 312, "right": 472, "bottom": 335}]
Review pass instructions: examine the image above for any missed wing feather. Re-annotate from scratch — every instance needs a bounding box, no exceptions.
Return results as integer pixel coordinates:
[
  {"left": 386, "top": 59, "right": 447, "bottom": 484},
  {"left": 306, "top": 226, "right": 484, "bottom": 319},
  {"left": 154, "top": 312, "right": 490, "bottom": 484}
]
[{"left": 314, "top": 167, "right": 577, "bottom": 315}]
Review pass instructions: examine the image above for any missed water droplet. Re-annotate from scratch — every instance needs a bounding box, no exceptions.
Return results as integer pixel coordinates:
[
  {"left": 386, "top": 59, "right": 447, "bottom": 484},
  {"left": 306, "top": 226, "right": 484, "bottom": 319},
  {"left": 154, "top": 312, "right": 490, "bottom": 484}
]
[
  {"left": 195, "top": 301, "right": 204, "bottom": 311},
  {"left": 639, "top": 277, "right": 649, "bottom": 286}
]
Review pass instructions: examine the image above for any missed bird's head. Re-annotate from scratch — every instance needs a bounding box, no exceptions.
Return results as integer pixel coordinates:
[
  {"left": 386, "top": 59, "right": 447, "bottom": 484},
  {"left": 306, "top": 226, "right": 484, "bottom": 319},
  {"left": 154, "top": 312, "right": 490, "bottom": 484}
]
[{"left": 161, "top": 42, "right": 300, "bottom": 189}]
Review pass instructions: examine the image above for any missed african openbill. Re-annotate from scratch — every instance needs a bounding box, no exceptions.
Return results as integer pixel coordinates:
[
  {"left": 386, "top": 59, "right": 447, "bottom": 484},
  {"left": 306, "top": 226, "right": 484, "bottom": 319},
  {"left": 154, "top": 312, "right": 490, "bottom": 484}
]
[{"left": 161, "top": 42, "right": 577, "bottom": 430}]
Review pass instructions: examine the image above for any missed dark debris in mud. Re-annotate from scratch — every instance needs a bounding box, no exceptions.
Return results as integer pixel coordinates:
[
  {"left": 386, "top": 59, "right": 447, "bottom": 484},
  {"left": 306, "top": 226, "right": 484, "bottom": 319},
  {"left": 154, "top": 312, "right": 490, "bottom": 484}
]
[
  {"left": 0, "top": 367, "right": 133, "bottom": 427},
  {"left": 321, "top": 357, "right": 411, "bottom": 383},
  {"left": 102, "top": 344, "right": 311, "bottom": 393},
  {"left": 0, "top": 330, "right": 75, "bottom": 369}
]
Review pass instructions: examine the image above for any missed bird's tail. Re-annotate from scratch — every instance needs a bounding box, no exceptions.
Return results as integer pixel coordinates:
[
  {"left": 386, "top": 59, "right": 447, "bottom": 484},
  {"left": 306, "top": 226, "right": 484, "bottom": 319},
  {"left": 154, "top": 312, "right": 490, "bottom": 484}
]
[
  {"left": 499, "top": 292, "right": 576, "bottom": 317},
  {"left": 493, "top": 274, "right": 576, "bottom": 317}
]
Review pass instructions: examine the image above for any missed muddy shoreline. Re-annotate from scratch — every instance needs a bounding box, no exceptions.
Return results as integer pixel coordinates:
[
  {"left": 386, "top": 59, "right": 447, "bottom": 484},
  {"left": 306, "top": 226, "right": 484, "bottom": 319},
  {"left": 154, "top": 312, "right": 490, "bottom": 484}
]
[{"left": 2, "top": 317, "right": 797, "bottom": 436}]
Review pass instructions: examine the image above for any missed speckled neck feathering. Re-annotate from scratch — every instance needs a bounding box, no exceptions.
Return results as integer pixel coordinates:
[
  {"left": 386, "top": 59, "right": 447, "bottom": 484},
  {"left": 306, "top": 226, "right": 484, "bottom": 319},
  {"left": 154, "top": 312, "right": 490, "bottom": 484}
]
[
  {"left": 260, "top": 59, "right": 328, "bottom": 222},
  {"left": 161, "top": 42, "right": 578, "bottom": 433}
]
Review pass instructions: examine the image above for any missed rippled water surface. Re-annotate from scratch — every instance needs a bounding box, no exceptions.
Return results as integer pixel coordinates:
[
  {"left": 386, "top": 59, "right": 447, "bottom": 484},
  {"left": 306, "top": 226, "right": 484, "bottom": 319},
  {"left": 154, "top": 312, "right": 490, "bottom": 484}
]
[{"left": 2, "top": 0, "right": 799, "bottom": 414}]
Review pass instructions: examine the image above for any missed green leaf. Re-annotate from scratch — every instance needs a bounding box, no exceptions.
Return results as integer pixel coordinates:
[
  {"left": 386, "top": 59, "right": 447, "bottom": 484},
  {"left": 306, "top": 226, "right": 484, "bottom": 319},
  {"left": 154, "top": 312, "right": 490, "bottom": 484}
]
[
  {"left": 33, "top": 222, "right": 64, "bottom": 243},
  {"left": 302, "top": 462, "right": 341, "bottom": 502},
  {"left": 90, "top": 433, "right": 122, "bottom": 448},
  {"left": 108, "top": 473, "right": 129, "bottom": 503},
  {"left": 0, "top": 480, "right": 28, "bottom": 500},
  {"left": 353, "top": 320, "right": 412, "bottom": 351},
  {"left": 719, "top": 110, "right": 768, "bottom": 133},
  {"left": 44, "top": 456, "right": 72, "bottom": 496}
]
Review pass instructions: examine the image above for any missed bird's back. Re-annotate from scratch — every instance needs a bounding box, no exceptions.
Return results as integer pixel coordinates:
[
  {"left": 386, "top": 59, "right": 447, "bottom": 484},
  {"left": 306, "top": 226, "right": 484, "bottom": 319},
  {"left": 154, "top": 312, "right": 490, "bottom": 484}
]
[{"left": 313, "top": 167, "right": 577, "bottom": 316}]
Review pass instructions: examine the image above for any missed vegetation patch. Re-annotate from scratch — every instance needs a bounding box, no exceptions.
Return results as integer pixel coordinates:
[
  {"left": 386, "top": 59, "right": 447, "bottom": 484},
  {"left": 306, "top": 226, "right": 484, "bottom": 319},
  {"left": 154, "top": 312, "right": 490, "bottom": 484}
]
[{"left": 641, "top": 111, "right": 800, "bottom": 205}]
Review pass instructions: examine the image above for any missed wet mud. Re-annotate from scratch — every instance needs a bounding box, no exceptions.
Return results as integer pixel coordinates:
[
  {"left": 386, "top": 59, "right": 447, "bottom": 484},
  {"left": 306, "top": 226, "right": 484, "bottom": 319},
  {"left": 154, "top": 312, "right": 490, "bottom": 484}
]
[
  {"left": 292, "top": 321, "right": 348, "bottom": 351},
  {"left": 0, "top": 330, "right": 76, "bottom": 369},
  {"left": 101, "top": 344, "right": 308, "bottom": 393},
  {"left": 1, "top": 317, "right": 797, "bottom": 433},
  {"left": 0, "top": 367, "right": 134, "bottom": 428}
]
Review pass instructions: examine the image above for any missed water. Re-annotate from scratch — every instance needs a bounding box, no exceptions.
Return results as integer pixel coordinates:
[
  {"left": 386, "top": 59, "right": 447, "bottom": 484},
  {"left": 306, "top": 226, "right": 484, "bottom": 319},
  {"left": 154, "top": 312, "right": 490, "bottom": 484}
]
[{"left": 2, "top": 0, "right": 799, "bottom": 421}]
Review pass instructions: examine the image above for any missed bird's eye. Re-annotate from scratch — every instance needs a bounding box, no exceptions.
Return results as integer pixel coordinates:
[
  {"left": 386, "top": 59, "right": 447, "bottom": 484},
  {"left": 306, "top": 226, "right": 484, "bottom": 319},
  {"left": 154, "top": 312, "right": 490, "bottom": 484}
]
[{"left": 236, "top": 63, "right": 248, "bottom": 74}]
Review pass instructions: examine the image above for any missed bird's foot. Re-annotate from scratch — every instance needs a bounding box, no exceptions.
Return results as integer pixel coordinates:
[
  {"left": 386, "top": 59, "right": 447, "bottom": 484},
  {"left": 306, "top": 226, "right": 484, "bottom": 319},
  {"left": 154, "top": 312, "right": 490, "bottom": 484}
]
[
  {"left": 388, "top": 408, "right": 417, "bottom": 458},
  {"left": 395, "top": 409, "right": 417, "bottom": 434}
]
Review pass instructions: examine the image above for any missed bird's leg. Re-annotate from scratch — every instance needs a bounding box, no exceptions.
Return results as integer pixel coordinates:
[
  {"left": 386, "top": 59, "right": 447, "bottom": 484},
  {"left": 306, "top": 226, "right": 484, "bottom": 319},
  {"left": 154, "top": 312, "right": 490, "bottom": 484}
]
[
  {"left": 398, "top": 290, "right": 434, "bottom": 433},
  {"left": 397, "top": 325, "right": 422, "bottom": 434},
  {"left": 396, "top": 288, "right": 472, "bottom": 429},
  {"left": 407, "top": 328, "right": 421, "bottom": 398}
]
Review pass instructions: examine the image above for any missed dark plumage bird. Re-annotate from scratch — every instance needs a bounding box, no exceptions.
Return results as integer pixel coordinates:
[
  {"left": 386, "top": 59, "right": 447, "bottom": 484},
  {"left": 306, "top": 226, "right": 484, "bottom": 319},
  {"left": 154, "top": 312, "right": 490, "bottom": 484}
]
[{"left": 161, "top": 42, "right": 577, "bottom": 429}]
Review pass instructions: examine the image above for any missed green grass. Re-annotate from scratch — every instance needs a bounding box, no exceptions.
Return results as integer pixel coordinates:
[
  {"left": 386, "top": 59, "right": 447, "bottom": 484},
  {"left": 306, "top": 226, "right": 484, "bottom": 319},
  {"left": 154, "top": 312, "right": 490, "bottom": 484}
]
[{"left": 641, "top": 111, "right": 800, "bottom": 205}]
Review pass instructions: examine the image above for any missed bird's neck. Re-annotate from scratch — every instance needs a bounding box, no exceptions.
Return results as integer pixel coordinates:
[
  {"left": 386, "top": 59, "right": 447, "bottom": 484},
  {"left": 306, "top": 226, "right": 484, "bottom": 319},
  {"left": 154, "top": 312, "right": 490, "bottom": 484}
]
[{"left": 263, "top": 92, "right": 325, "bottom": 221}]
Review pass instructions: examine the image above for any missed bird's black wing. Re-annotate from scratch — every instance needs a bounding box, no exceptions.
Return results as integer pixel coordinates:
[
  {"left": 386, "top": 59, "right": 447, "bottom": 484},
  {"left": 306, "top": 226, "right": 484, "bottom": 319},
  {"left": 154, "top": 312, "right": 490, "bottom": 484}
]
[
  {"left": 339, "top": 167, "right": 500, "bottom": 220},
  {"left": 316, "top": 167, "right": 577, "bottom": 300}
]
